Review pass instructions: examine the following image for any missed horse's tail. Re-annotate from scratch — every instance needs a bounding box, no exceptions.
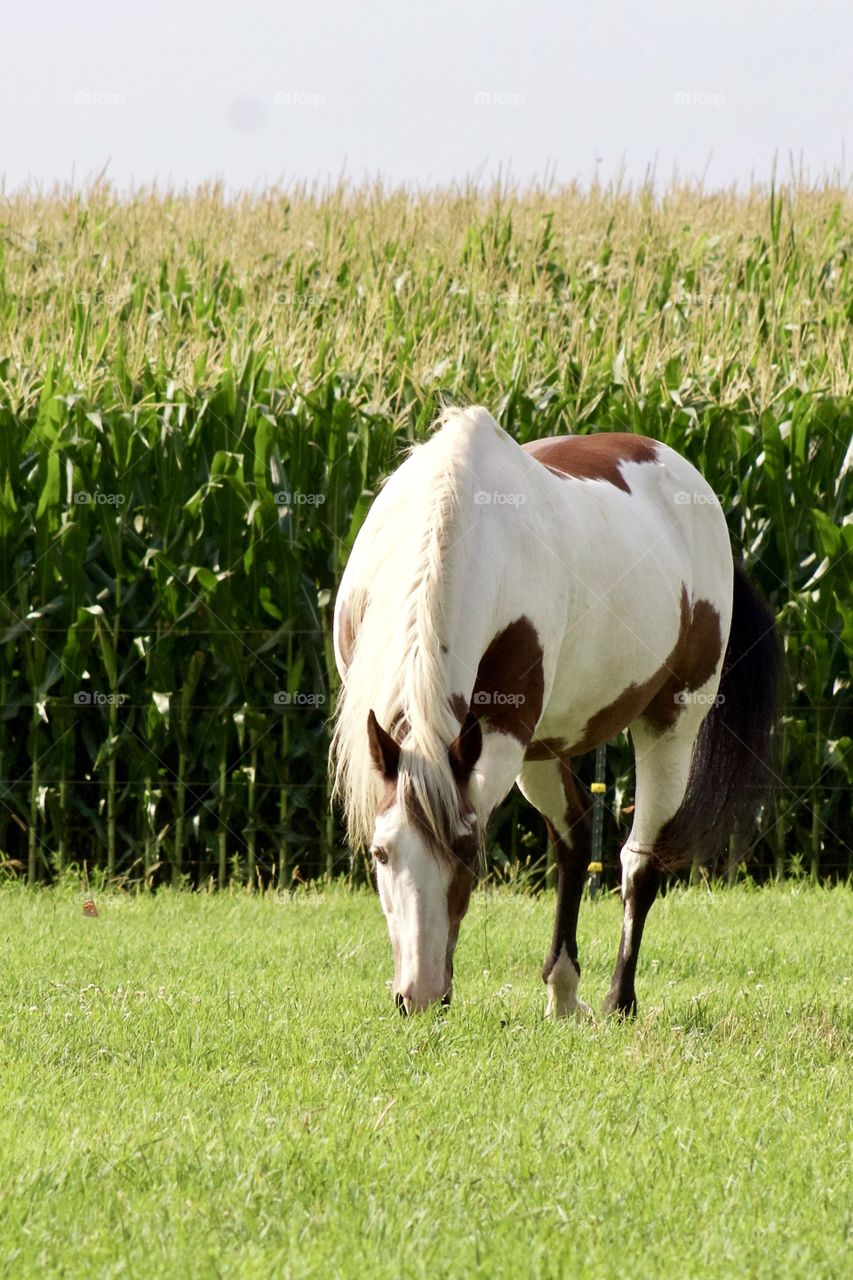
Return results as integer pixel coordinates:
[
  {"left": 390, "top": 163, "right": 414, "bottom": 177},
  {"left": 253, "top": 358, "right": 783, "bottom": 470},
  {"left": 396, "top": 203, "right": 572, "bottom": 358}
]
[{"left": 654, "top": 564, "right": 782, "bottom": 873}]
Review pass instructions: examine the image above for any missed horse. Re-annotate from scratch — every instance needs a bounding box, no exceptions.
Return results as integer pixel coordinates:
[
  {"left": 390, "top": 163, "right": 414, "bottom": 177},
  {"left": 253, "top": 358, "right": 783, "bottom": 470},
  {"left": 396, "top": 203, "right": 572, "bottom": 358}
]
[{"left": 331, "top": 406, "right": 779, "bottom": 1017}]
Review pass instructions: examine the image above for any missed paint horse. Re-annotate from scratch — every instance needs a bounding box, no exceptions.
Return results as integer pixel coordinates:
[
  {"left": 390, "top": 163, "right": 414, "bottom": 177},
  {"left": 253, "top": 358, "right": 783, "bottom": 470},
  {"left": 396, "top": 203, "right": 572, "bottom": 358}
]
[{"left": 331, "top": 407, "right": 778, "bottom": 1017}]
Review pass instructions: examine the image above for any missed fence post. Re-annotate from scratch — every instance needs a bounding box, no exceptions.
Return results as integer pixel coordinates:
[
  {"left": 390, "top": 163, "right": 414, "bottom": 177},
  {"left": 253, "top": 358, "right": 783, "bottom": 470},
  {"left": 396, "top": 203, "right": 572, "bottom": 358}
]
[{"left": 588, "top": 742, "right": 607, "bottom": 897}]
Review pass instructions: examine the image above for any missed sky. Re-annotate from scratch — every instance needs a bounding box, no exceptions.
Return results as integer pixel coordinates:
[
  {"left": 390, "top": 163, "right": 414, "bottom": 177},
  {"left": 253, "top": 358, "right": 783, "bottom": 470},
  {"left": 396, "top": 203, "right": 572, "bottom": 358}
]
[{"left": 3, "top": 0, "right": 851, "bottom": 193}]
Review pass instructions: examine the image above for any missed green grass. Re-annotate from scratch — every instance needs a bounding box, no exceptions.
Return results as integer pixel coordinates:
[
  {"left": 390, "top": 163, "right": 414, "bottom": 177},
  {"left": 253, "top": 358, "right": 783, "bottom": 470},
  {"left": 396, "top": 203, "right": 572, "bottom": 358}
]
[{"left": 0, "top": 882, "right": 849, "bottom": 1278}]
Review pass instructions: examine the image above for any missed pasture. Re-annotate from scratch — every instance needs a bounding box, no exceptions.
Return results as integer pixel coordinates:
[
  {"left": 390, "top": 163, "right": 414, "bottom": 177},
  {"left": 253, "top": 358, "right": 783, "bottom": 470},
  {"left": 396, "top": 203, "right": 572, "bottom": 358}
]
[
  {"left": 0, "top": 881, "right": 850, "bottom": 1278},
  {"left": 1, "top": 179, "right": 851, "bottom": 1278}
]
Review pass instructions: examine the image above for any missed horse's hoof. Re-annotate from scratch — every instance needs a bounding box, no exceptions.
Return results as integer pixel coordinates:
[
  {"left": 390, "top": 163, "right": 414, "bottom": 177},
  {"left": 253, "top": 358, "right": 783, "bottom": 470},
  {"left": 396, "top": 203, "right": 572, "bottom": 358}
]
[
  {"left": 602, "top": 992, "right": 637, "bottom": 1019},
  {"left": 546, "top": 995, "right": 595, "bottom": 1021}
]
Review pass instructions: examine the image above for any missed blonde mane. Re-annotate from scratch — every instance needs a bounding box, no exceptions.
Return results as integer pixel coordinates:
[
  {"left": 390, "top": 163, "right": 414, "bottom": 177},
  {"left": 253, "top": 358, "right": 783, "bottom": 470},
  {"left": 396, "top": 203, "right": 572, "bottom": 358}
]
[{"left": 331, "top": 406, "right": 495, "bottom": 852}]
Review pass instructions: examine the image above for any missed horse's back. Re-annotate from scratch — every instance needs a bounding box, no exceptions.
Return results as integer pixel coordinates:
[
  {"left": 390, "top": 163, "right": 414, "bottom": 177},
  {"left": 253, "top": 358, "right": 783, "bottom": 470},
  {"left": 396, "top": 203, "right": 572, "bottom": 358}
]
[
  {"left": 523, "top": 431, "right": 731, "bottom": 600},
  {"left": 523, "top": 432, "right": 659, "bottom": 494}
]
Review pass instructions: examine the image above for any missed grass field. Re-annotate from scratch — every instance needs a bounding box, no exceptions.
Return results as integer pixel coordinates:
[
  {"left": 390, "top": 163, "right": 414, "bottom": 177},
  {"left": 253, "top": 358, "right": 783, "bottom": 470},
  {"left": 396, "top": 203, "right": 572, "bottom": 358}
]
[{"left": 0, "top": 881, "right": 849, "bottom": 1278}]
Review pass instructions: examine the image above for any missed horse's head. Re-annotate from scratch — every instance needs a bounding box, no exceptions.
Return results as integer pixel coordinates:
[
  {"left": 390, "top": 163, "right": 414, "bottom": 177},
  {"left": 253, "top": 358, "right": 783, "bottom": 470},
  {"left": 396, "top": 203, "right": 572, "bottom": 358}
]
[{"left": 366, "top": 709, "right": 482, "bottom": 1014}]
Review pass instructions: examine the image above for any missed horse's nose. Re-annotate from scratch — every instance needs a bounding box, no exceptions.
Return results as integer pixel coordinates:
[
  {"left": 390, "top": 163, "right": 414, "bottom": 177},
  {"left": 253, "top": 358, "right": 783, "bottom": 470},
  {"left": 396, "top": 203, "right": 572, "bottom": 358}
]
[{"left": 394, "top": 984, "right": 452, "bottom": 1015}]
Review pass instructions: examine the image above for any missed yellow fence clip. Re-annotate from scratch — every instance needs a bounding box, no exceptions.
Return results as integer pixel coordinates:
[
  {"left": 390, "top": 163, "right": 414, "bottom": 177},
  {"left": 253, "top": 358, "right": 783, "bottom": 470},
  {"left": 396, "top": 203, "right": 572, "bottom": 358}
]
[
  {"left": 590, "top": 782, "right": 606, "bottom": 794},
  {"left": 587, "top": 861, "right": 603, "bottom": 874}
]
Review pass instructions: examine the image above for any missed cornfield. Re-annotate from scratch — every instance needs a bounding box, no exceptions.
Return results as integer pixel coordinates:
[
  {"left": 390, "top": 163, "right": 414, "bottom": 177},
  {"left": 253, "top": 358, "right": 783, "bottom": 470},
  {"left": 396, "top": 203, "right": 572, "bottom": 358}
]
[{"left": 0, "top": 180, "right": 850, "bottom": 885}]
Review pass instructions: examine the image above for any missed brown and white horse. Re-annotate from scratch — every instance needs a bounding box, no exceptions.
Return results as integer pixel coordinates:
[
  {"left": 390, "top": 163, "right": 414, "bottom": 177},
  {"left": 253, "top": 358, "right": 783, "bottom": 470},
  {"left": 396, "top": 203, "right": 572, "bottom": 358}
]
[{"left": 331, "top": 406, "right": 779, "bottom": 1017}]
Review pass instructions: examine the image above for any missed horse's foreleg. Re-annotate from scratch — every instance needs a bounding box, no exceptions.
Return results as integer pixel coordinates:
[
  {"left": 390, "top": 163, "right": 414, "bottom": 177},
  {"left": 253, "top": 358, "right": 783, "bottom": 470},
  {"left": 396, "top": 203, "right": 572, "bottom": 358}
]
[
  {"left": 604, "top": 719, "right": 695, "bottom": 1017},
  {"left": 517, "top": 756, "right": 592, "bottom": 1019}
]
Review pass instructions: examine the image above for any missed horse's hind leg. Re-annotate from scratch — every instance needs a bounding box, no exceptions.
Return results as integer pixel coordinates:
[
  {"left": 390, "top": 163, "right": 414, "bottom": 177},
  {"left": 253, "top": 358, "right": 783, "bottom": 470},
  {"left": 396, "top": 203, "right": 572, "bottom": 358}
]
[
  {"left": 517, "top": 757, "right": 592, "bottom": 1019},
  {"left": 603, "top": 718, "right": 698, "bottom": 1017}
]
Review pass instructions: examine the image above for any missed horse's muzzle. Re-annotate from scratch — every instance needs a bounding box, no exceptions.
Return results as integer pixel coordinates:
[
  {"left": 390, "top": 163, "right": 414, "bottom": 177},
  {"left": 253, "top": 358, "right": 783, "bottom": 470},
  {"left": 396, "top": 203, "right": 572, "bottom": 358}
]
[{"left": 394, "top": 986, "right": 452, "bottom": 1016}]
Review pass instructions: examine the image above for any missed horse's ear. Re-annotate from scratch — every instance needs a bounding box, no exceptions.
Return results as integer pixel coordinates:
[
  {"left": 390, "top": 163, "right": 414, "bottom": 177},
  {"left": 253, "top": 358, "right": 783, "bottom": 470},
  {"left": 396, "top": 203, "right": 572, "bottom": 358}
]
[
  {"left": 366, "top": 710, "right": 400, "bottom": 780},
  {"left": 449, "top": 711, "right": 482, "bottom": 783}
]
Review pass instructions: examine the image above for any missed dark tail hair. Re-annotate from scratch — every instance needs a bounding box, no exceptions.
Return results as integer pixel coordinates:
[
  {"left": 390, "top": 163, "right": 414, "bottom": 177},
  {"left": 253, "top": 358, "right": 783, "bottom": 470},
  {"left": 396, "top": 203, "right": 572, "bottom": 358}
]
[{"left": 654, "top": 564, "right": 782, "bottom": 873}]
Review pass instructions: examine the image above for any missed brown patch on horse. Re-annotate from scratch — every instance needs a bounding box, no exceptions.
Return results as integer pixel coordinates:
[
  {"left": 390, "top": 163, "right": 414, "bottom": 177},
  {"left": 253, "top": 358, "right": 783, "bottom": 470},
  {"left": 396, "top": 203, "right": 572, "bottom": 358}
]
[
  {"left": 445, "top": 833, "right": 478, "bottom": 985},
  {"left": 472, "top": 617, "right": 544, "bottom": 743},
  {"left": 523, "top": 434, "right": 659, "bottom": 495},
  {"left": 566, "top": 671, "right": 673, "bottom": 755},
  {"left": 685, "top": 599, "right": 725, "bottom": 689},
  {"left": 565, "top": 606, "right": 687, "bottom": 751},
  {"left": 447, "top": 833, "right": 478, "bottom": 922},
  {"left": 642, "top": 592, "right": 723, "bottom": 732},
  {"left": 564, "top": 585, "right": 724, "bottom": 752}
]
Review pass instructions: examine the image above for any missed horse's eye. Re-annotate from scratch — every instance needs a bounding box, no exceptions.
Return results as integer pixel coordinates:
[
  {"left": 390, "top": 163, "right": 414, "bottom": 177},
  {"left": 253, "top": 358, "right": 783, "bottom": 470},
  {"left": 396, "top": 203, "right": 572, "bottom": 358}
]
[{"left": 370, "top": 846, "right": 388, "bottom": 865}]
